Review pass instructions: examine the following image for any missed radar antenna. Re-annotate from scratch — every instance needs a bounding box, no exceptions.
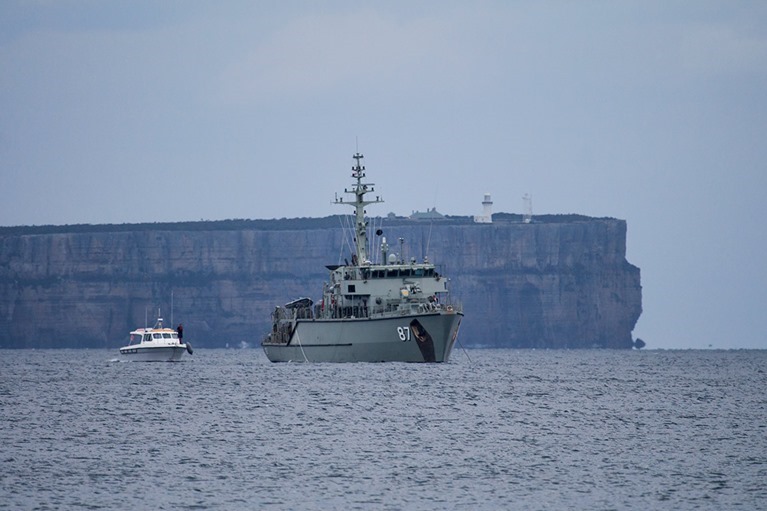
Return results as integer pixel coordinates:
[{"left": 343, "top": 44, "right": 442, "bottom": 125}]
[{"left": 333, "top": 153, "right": 384, "bottom": 265}]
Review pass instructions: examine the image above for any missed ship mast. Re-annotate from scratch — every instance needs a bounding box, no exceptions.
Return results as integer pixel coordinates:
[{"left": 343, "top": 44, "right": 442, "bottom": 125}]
[{"left": 334, "top": 152, "right": 383, "bottom": 265}]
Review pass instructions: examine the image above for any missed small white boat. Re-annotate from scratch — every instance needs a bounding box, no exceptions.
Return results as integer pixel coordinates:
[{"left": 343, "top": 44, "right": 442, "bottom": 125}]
[{"left": 119, "top": 315, "right": 193, "bottom": 362}]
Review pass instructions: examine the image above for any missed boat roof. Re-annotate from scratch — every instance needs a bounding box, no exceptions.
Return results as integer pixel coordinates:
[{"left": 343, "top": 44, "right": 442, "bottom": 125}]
[
  {"left": 327, "top": 261, "right": 436, "bottom": 272},
  {"left": 130, "top": 327, "right": 178, "bottom": 335}
]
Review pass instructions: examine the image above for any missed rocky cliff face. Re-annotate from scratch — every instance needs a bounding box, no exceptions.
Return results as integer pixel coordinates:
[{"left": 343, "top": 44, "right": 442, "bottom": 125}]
[{"left": 0, "top": 217, "right": 641, "bottom": 349}]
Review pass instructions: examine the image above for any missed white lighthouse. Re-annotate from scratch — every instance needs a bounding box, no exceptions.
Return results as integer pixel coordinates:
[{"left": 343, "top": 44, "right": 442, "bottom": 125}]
[{"left": 473, "top": 193, "right": 493, "bottom": 223}]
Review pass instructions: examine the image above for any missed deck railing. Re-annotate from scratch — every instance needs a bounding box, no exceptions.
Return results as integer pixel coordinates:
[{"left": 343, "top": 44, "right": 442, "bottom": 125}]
[{"left": 273, "top": 300, "right": 463, "bottom": 322}]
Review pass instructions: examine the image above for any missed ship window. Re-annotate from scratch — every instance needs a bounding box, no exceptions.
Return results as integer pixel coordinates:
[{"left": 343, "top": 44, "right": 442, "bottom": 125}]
[
  {"left": 387, "top": 269, "right": 398, "bottom": 278},
  {"left": 172, "top": 333, "right": 178, "bottom": 339},
  {"left": 348, "top": 285, "right": 356, "bottom": 293},
  {"left": 153, "top": 333, "right": 161, "bottom": 339},
  {"left": 144, "top": 334, "right": 152, "bottom": 342},
  {"left": 414, "top": 269, "right": 424, "bottom": 276},
  {"left": 162, "top": 333, "right": 172, "bottom": 339}
]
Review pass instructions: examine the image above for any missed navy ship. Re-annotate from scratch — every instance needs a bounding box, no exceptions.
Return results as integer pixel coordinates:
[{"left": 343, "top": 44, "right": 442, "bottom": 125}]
[{"left": 262, "top": 153, "right": 463, "bottom": 362}]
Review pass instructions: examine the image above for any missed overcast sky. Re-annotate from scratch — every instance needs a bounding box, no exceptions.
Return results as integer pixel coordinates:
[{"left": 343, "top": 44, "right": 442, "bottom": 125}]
[{"left": 1, "top": 1, "right": 765, "bottom": 349}]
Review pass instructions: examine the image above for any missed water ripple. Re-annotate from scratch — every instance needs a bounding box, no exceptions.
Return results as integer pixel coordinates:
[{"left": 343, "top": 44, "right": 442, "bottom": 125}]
[{"left": 1, "top": 349, "right": 766, "bottom": 510}]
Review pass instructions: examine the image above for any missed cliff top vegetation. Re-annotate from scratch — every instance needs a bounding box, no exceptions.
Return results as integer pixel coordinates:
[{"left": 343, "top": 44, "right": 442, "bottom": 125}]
[{"left": 0, "top": 213, "right": 616, "bottom": 236}]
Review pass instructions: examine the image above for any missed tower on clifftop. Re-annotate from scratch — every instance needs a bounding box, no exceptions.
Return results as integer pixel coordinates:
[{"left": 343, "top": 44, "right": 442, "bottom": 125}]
[
  {"left": 523, "top": 193, "right": 533, "bottom": 223},
  {"left": 474, "top": 193, "right": 493, "bottom": 223}
]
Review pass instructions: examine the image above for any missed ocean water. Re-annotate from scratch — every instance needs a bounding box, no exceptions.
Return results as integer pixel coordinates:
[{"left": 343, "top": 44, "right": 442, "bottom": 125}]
[{"left": 1, "top": 348, "right": 765, "bottom": 510}]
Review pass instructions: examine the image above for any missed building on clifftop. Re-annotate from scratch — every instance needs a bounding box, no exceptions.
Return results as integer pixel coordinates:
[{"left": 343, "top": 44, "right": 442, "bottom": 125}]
[{"left": 409, "top": 207, "right": 445, "bottom": 221}]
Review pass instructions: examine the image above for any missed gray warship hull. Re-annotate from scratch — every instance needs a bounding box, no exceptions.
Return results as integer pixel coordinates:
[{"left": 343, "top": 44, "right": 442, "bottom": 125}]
[
  {"left": 262, "top": 152, "right": 465, "bottom": 363},
  {"left": 263, "top": 311, "right": 463, "bottom": 363}
]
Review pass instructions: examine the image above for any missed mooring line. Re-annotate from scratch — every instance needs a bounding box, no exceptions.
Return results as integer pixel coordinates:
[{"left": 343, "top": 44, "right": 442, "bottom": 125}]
[
  {"left": 294, "top": 327, "right": 309, "bottom": 363},
  {"left": 457, "top": 337, "right": 472, "bottom": 364}
]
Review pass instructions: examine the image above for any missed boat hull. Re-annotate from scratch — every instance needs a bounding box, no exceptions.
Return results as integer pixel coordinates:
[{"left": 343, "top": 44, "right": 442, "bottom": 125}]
[
  {"left": 119, "top": 345, "right": 187, "bottom": 362},
  {"left": 262, "top": 312, "right": 462, "bottom": 363}
]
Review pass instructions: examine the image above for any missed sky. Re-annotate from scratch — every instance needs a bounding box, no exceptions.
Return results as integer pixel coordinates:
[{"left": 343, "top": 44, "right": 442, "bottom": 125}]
[{"left": 1, "top": 1, "right": 766, "bottom": 349}]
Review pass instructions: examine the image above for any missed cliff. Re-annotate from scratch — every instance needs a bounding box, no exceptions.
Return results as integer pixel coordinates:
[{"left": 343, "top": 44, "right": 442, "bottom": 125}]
[{"left": 0, "top": 215, "right": 641, "bottom": 349}]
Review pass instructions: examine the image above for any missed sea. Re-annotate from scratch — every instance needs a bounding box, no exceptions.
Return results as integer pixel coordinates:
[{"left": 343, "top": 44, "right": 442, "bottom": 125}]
[{"left": 1, "top": 348, "right": 765, "bottom": 510}]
